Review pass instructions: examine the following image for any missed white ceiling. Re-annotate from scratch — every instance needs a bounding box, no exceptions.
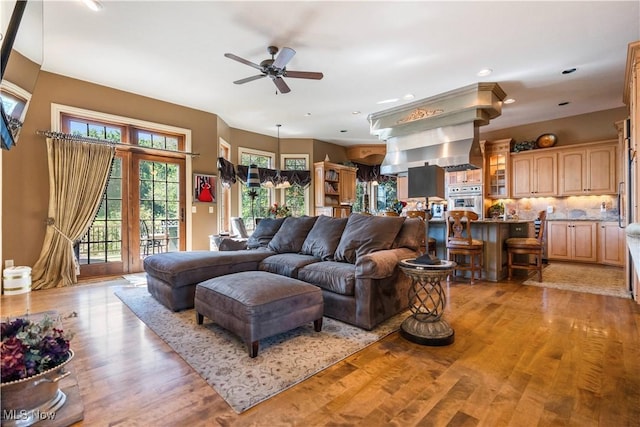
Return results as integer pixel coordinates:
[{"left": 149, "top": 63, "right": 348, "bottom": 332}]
[{"left": 10, "top": 1, "right": 640, "bottom": 146}]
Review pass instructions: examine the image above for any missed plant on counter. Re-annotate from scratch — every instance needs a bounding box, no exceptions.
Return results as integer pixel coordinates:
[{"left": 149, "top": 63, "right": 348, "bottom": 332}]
[{"left": 1, "top": 315, "right": 73, "bottom": 382}]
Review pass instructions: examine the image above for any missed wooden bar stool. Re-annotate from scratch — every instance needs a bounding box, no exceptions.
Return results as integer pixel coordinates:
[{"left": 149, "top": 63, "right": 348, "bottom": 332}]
[
  {"left": 506, "top": 211, "right": 546, "bottom": 281},
  {"left": 407, "top": 210, "right": 436, "bottom": 256},
  {"left": 445, "top": 210, "right": 483, "bottom": 284}
]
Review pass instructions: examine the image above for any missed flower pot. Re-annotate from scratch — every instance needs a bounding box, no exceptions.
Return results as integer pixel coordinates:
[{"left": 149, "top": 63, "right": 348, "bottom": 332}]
[{"left": 1, "top": 350, "right": 74, "bottom": 427}]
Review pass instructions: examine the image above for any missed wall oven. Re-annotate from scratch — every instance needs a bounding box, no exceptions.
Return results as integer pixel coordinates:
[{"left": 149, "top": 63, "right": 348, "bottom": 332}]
[{"left": 447, "top": 184, "right": 483, "bottom": 219}]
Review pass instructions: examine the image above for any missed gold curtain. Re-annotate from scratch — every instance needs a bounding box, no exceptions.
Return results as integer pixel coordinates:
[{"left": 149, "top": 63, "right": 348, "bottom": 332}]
[{"left": 31, "top": 138, "right": 115, "bottom": 289}]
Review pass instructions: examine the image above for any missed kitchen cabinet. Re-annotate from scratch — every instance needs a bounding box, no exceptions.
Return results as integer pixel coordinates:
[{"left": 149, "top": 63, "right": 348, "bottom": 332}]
[
  {"left": 338, "top": 167, "right": 357, "bottom": 205},
  {"left": 314, "top": 161, "right": 357, "bottom": 216},
  {"left": 511, "top": 151, "right": 557, "bottom": 197},
  {"left": 598, "top": 222, "right": 626, "bottom": 266},
  {"left": 547, "top": 221, "right": 597, "bottom": 262},
  {"left": 446, "top": 169, "right": 482, "bottom": 185},
  {"left": 483, "top": 139, "right": 512, "bottom": 198},
  {"left": 559, "top": 143, "right": 617, "bottom": 196}
]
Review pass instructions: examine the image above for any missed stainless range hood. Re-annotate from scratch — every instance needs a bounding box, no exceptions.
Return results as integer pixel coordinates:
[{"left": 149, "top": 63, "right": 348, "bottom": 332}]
[
  {"left": 381, "top": 122, "right": 482, "bottom": 174},
  {"left": 369, "top": 83, "right": 506, "bottom": 175}
]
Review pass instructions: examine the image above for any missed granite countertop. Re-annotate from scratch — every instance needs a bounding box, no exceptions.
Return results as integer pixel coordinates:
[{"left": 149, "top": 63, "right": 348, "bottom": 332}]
[{"left": 546, "top": 218, "right": 619, "bottom": 222}]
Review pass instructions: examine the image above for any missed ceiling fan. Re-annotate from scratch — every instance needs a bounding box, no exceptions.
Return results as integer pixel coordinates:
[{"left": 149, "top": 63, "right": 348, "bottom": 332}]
[{"left": 224, "top": 46, "right": 324, "bottom": 94}]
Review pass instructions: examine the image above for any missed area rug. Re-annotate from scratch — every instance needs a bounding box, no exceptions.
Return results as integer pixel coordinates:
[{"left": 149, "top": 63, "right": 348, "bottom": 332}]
[
  {"left": 522, "top": 263, "right": 630, "bottom": 298},
  {"left": 114, "top": 285, "right": 405, "bottom": 413}
]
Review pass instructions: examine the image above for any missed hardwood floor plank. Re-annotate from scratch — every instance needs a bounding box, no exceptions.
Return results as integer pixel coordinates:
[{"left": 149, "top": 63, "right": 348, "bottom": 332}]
[{"left": 2, "top": 274, "right": 639, "bottom": 426}]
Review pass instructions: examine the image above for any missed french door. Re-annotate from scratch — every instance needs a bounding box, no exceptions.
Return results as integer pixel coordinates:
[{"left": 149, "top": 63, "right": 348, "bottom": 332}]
[{"left": 64, "top": 111, "right": 188, "bottom": 277}]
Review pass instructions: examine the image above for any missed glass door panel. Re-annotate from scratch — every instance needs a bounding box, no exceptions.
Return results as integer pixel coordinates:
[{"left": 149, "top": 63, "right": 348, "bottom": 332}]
[{"left": 131, "top": 154, "right": 185, "bottom": 271}]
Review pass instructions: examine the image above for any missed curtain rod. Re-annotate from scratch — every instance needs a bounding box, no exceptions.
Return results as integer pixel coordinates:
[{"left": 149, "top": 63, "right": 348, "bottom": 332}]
[{"left": 36, "top": 130, "right": 200, "bottom": 157}]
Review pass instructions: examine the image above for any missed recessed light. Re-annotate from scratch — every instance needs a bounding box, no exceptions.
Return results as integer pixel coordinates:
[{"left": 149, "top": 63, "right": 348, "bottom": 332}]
[
  {"left": 304, "top": 112, "right": 312, "bottom": 117},
  {"left": 503, "top": 98, "right": 516, "bottom": 104},
  {"left": 340, "top": 130, "right": 348, "bottom": 133},
  {"left": 403, "top": 94, "right": 415, "bottom": 101},
  {"left": 562, "top": 68, "right": 577, "bottom": 75},
  {"left": 81, "top": 0, "right": 103, "bottom": 11},
  {"left": 477, "top": 68, "right": 493, "bottom": 77},
  {"left": 558, "top": 101, "right": 570, "bottom": 106},
  {"left": 352, "top": 111, "right": 361, "bottom": 115},
  {"left": 376, "top": 98, "right": 399, "bottom": 105}
]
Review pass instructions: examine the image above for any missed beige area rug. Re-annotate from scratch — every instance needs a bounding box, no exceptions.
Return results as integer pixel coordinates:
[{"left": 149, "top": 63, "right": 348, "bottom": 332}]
[
  {"left": 114, "top": 284, "right": 406, "bottom": 413},
  {"left": 522, "top": 262, "right": 630, "bottom": 298}
]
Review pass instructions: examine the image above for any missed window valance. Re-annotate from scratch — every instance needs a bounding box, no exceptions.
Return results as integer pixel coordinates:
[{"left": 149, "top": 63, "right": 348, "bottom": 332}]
[{"left": 218, "top": 157, "right": 311, "bottom": 188}]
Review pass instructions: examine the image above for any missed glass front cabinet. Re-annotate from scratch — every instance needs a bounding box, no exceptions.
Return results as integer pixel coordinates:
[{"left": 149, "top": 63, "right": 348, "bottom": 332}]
[{"left": 483, "top": 139, "right": 512, "bottom": 199}]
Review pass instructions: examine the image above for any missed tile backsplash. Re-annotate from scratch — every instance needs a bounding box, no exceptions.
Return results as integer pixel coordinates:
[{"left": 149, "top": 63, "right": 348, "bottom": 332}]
[{"left": 492, "top": 195, "right": 619, "bottom": 221}]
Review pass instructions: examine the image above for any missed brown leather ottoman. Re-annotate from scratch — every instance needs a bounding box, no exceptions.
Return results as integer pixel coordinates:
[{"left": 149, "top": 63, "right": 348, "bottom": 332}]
[{"left": 195, "top": 271, "right": 324, "bottom": 357}]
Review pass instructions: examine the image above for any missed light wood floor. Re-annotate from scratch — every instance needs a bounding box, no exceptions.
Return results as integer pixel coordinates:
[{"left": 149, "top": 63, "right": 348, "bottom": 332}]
[{"left": 2, "top": 273, "right": 639, "bottom": 427}]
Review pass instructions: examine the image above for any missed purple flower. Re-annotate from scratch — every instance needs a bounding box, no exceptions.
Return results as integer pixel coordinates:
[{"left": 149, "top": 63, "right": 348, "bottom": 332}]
[
  {"left": 1, "top": 337, "right": 27, "bottom": 381},
  {"left": 1, "top": 316, "right": 72, "bottom": 383}
]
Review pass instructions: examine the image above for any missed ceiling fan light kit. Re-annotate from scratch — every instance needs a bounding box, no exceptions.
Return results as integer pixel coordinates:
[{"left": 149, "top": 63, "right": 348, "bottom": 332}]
[{"left": 224, "top": 46, "right": 323, "bottom": 94}]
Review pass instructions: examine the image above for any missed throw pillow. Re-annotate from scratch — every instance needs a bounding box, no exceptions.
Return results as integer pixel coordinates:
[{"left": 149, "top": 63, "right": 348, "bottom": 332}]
[
  {"left": 300, "top": 215, "right": 349, "bottom": 260},
  {"left": 334, "top": 214, "right": 405, "bottom": 263},
  {"left": 246, "top": 218, "right": 286, "bottom": 249},
  {"left": 392, "top": 217, "right": 425, "bottom": 251},
  {"left": 267, "top": 216, "right": 319, "bottom": 253}
]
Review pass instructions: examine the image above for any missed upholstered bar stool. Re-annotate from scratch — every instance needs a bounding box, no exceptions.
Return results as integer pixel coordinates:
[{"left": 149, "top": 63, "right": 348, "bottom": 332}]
[
  {"left": 506, "top": 210, "right": 547, "bottom": 281},
  {"left": 445, "top": 210, "right": 483, "bottom": 284},
  {"left": 407, "top": 210, "right": 437, "bottom": 256}
]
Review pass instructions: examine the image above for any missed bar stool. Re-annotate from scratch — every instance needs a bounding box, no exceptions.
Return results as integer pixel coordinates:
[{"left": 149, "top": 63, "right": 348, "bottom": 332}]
[
  {"left": 445, "top": 210, "right": 483, "bottom": 284},
  {"left": 407, "top": 210, "right": 437, "bottom": 256},
  {"left": 506, "top": 210, "right": 546, "bottom": 281}
]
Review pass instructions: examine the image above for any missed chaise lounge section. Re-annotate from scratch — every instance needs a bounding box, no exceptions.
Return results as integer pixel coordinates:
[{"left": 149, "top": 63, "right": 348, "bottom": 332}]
[{"left": 144, "top": 213, "right": 425, "bottom": 330}]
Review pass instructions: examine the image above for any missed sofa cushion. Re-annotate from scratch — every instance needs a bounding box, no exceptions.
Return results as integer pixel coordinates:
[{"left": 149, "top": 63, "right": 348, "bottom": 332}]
[
  {"left": 334, "top": 214, "right": 405, "bottom": 263},
  {"left": 392, "top": 217, "right": 426, "bottom": 251},
  {"left": 247, "top": 218, "right": 286, "bottom": 249},
  {"left": 259, "top": 253, "right": 321, "bottom": 278},
  {"left": 300, "top": 215, "right": 349, "bottom": 260},
  {"left": 298, "top": 261, "right": 356, "bottom": 296},
  {"left": 143, "top": 250, "right": 273, "bottom": 288},
  {"left": 267, "top": 216, "right": 318, "bottom": 253}
]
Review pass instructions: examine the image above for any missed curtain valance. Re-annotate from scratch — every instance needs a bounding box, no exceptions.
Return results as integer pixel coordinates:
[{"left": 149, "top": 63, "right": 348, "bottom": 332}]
[{"left": 218, "top": 157, "right": 311, "bottom": 188}]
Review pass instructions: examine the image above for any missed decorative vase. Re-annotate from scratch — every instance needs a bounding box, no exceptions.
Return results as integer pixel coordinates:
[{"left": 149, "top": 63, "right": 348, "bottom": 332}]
[{"left": 1, "top": 350, "right": 74, "bottom": 427}]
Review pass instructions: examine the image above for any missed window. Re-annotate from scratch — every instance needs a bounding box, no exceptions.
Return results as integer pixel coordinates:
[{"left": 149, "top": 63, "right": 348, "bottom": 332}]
[
  {"left": 281, "top": 154, "right": 309, "bottom": 217},
  {"left": 60, "top": 110, "right": 187, "bottom": 276},
  {"left": 375, "top": 180, "right": 397, "bottom": 212},
  {"left": 239, "top": 148, "right": 274, "bottom": 229},
  {"left": 219, "top": 138, "right": 231, "bottom": 233}
]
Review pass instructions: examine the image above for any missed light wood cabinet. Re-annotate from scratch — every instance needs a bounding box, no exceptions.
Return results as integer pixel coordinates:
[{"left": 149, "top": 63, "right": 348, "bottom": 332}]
[
  {"left": 446, "top": 169, "right": 482, "bottom": 185},
  {"left": 511, "top": 151, "right": 557, "bottom": 198},
  {"left": 483, "top": 139, "right": 512, "bottom": 198},
  {"left": 547, "top": 221, "right": 597, "bottom": 262},
  {"left": 598, "top": 222, "right": 626, "bottom": 266},
  {"left": 559, "top": 143, "right": 617, "bottom": 196},
  {"left": 314, "top": 161, "right": 357, "bottom": 216},
  {"left": 338, "top": 167, "right": 357, "bottom": 205}
]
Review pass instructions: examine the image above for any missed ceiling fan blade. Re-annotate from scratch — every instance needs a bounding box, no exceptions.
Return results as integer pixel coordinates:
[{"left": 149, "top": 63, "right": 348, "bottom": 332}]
[
  {"left": 272, "top": 47, "right": 296, "bottom": 69},
  {"left": 233, "top": 75, "right": 266, "bottom": 85},
  {"left": 284, "top": 70, "right": 324, "bottom": 80},
  {"left": 273, "top": 77, "right": 291, "bottom": 94},
  {"left": 224, "top": 53, "right": 263, "bottom": 71}
]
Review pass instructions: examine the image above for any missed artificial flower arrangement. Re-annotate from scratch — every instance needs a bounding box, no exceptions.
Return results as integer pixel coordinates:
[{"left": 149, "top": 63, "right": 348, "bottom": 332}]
[
  {"left": 268, "top": 203, "right": 291, "bottom": 218},
  {"left": 1, "top": 316, "right": 73, "bottom": 383}
]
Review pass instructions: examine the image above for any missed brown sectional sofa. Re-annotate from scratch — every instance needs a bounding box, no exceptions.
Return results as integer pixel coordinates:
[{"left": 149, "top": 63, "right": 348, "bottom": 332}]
[{"left": 143, "top": 213, "right": 425, "bottom": 330}]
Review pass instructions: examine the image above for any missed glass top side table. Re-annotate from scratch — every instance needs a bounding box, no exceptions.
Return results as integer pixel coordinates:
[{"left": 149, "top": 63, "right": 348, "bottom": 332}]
[{"left": 398, "top": 259, "right": 456, "bottom": 346}]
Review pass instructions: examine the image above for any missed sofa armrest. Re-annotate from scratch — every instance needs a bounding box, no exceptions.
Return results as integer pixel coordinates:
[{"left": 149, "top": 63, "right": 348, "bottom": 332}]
[
  {"left": 218, "top": 237, "right": 248, "bottom": 251},
  {"left": 355, "top": 247, "right": 417, "bottom": 279}
]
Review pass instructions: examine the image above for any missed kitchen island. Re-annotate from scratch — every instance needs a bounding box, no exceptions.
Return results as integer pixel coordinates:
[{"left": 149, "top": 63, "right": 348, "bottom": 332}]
[{"left": 428, "top": 219, "right": 534, "bottom": 282}]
